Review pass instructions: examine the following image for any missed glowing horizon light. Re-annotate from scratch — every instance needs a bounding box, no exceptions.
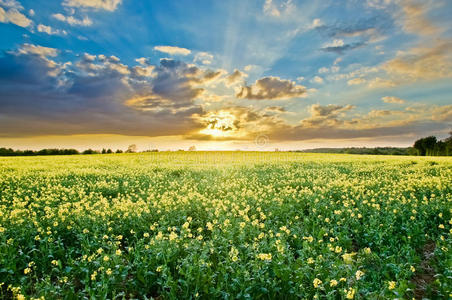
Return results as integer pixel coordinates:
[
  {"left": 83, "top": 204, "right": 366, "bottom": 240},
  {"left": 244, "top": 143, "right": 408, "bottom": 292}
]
[{"left": 199, "top": 111, "right": 238, "bottom": 138}]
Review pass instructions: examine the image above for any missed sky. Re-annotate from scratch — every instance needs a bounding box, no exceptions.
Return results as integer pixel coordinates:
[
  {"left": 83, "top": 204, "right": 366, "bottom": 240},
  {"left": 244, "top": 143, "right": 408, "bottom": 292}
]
[{"left": 0, "top": 0, "right": 451, "bottom": 151}]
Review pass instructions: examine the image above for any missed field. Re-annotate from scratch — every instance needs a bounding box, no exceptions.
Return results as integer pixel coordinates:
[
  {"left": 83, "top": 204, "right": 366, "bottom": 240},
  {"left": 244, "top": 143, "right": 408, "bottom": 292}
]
[{"left": 0, "top": 152, "right": 451, "bottom": 299}]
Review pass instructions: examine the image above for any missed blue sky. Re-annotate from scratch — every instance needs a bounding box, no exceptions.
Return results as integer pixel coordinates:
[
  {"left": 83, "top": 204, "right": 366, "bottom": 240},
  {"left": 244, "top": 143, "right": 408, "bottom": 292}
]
[{"left": 0, "top": 0, "right": 451, "bottom": 150}]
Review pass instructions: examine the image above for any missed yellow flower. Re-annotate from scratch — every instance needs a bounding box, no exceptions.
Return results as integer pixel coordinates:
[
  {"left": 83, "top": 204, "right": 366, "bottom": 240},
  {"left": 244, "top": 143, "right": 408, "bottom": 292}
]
[
  {"left": 206, "top": 222, "right": 213, "bottom": 231},
  {"left": 388, "top": 281, "right": 396, "bottom": 290},
  {"left": 363, "top": 247, "right": 371, "bottom": 254},
  {"left": 307, "top": 257, "right": 314, "bottom": 264},
  {"left": 345, "top": 288, "right": 355, "bottom": 299},
  {"left": 106, "top": 268, "right": 112, "bottom": 275},
  {"left": 410, "top": 265, "right": 415, "bottom": 273},
  {"left": 330, "top": 279, "right": 338, "bottom": 287},
  {"left": 313, "top": 278, "right": 322, "bottom": 288},
  {"left": 103, "top": 256, "right": 109, "bottom": 262},
  {"left": 355, "top": 270, "right": 364, "bottom": 280},
  {"left": 438, "top": 224, "right": 445, "bottom": 229},
  {"left": 335, "top": 246, "right": 342, "bottom": 253},
  {"left": 51, "top": 260, "right": 59, "bottom": 266},
  {"left": 169, "top": 232, "right": 178, "bottom": 241},
  {"left": 116, "top": 249, "right": 122, "bottom": 256},
  {"left": 156, "top": 266, "right": 163, "bottom": 272},
  {"left": 91, "top": 271, "right": 97, "bottom": 280},
  {"left": 342, "top": 252, "right": 356, "bottom": 264},
  {"left": 257, "top": 253, "right": 272, "bottom": 261},
  {"left": 24, "top": 268, "right": 31, "bottom": 275}
]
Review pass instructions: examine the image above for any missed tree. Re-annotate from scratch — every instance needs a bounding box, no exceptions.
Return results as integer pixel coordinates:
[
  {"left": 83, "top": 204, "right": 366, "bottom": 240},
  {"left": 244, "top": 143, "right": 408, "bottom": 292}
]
[
  {"left": 126, "top": 144, "right": 137, "bottom": 153},
  {"left": 102, "top": 148, "right": 107, "bottom": 154},
  {"left": 413, "top": 136, "right": 437, "bottom": 156},
  {"left": 107, "top": 149, "right": 113, "bottom": 154}
]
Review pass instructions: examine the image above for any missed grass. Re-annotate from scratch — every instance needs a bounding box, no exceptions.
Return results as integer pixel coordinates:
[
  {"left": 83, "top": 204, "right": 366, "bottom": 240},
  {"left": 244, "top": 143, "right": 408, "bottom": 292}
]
[{"left": 0, "top": 152, "right": 451, "bottom": 299}]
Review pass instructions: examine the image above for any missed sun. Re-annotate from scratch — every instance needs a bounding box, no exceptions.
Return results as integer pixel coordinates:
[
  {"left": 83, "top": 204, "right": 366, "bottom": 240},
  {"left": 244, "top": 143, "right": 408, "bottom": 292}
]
[{"left": 199, "top": 111, "right": 237, "bottom": 138}]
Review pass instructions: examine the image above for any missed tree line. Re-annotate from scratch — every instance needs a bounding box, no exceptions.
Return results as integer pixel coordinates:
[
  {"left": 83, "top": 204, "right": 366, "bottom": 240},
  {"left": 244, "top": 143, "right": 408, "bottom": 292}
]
[
  {"left": 0, "top": 144, "right": 148, "bottom": 156},
  {"left": 413, "top": 132, "right": 452, "bottom": 156},
  {"left": 298, "top": 132, "right": 452, "bottom": 156}
]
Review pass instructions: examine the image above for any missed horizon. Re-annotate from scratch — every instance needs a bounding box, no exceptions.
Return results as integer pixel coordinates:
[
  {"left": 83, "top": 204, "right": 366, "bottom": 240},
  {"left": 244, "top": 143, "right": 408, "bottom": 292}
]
[{"left": 1, "top": 0, "right": 451, "bottom": 150}]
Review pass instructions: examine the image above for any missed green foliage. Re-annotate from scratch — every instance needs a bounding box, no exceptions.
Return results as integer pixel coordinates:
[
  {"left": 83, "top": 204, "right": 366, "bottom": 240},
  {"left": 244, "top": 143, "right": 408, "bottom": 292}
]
[{"left": 0, "top": 152, "right": 451, "bottom": 299}]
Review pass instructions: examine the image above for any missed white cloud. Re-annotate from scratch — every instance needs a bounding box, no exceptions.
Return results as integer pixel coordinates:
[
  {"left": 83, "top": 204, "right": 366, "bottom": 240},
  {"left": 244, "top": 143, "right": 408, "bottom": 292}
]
[
  {"left": 263, "top": 0, "right": 295, "bottom": 17},
  {"left": 0, "top": 6, "right": 32, "bottom": 28},
  {"left": 244, "top": 65, "right": 258, "bottom": 72},
  {"left": 154, "top": 45, "right": 191, "bottom": 56},
  {"left": 311, "top": 76, "right": 324, "bottom": 84},
  {"left": 0, "top": 0, "right": 23, "bottom": 9},
  {"left": 310, "top": 18, "right": 323, "bottom": 29},
  {"left": 381, "top": 96, "right": 406, "bottom": 104},
  {"left": 16, "top": 43, "right": 59, "bottom": 57},
  {"left": 52, "top": 13, "right": 92, "bottom": 26},
  {"left": 37, "top": 24, "right": 67, "bottom": 35},
  {"left": 323, "top": 39, "right": 344, "bottom": 48},
  {"left": 347, "top": 77, "right": 366, "bottom": 85},
  {"left": 63, "top": 0, "right": 122, "bottom": 11},
  {"left": 194, "top": 52, "right": 214, "bottom": 65},
  {"left": 28, "top": 8, "right": 34, "bottom": 16}
]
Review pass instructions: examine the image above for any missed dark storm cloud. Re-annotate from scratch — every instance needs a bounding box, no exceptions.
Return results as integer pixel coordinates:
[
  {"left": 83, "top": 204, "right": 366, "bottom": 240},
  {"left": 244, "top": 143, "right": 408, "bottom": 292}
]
[
  {"left": 321, "top": 41, "right": 366, "bottom": 54},
  {"left": 0, "top": 46, "right": 210, "bottom": 137}
]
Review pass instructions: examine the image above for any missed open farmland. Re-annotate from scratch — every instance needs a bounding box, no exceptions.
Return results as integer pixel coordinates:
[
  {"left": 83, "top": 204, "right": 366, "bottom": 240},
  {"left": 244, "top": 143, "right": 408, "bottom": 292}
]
[{"left": 0, "top": 152, "right": 451, "bottom": 299}]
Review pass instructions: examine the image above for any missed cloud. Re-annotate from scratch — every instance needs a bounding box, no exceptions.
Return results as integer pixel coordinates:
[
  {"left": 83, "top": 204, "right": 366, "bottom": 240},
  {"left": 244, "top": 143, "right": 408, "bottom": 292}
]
[
  {"left": 347, "top": 77, "right": 366, "bottom": 85},
  {"left": 16, "top": 43, "right": 59, "bottom": 57},
  {"left": 431, "top": 105, "right": 452, "bottom": 122},
  {"left": 0, "top": 6, "right": 32, "bottom": 28},
  {"left": 311, "top": 76, "right": 324, "bottom": 84},
  {"left": 264, "top": 106, "right": 286, "bottom": 113},
  {"left": 188, "top": 106, "right": 287, "bottom": 140},
  {"left": 154, "top": 46, "right": 191, "bottom": 56},
  {"left": 366, "top": 0, "right": 393, "bottom": 9},
  {"left": 367, "top": 77, "right": 397, "bottom": 88},
  {"left": 63, "top": 0, "right": 122, "bottom": 11},
  {"left": 263, "top": 0, "right": 295, "bottom": 17},
  {"left": 236, "top": 76, "right": 307, "bottom": 100},
  {"left": 225, "top": 69, "right": 247, "bottom": 86},
  {"left": 382, "top": 96, "right": 405, "bottom": 104},
  {"left": 382, "top": 40, "right": 452, "bottom": 82},
  {"left": 52, "top": 13, "right": 92, "bottom": 26},
  {"left": 0, "top": 47, "right": 237, "bottom": 137},
  {"left": 310, "top": 18, "right": 324, "bottom": 29},
  {"left": 37, "top": 24, "right": 67, "bottom": 35},
  {"left": 126, "top": 58, "right": 220, "bottom": 113},
  {"left": 310, "top": 104, "right": 354, "bottom": 117},
  {"left": 321, "top": 41, "right": 365, "bottom": 54},
  {"left": 188, "top": 102, "right": 451, "bottom": 143},
  {"left": 194, "top": 52, "right": 213, "bottom": 65},
  {"left": 398, "top": 0, "right": 439, "bottom": 36},
  {"left": 0, "top": 0, "right": 22, "bottom": 9}
]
